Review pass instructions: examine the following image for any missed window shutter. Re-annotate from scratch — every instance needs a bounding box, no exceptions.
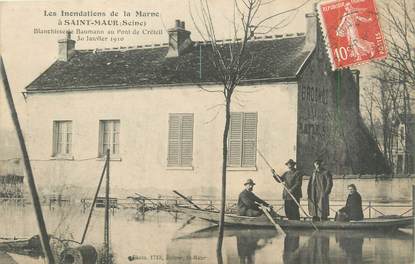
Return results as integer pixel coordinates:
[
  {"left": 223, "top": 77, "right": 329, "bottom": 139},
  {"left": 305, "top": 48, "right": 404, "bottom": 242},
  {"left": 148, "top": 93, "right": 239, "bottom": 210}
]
[
  {"left": 168, "top": 113, "right": 194, "bottom": 167},
  {"left": 66, "top": 122, "right": 72, "bottom": 154},
  {"left": 227, "top": 112, "right": 258, "bottom": 167},
  {"left": 103, "top": 122, "right": 111, "bottom": 153},
  {"left": 181, "top": 114, "right": 194, "bottom": 167},
  {"left": 57, "top": 122, "right": 64, "bottom": 154},
  {"left": 168, "top": 114, "right": 180, "bottom": 166},
  {"left": 52, "top": 121, "right": 58, "bottom": 156},
  {"left": 228, "top": 112, "right": 242, "bottom": 166},
  {"left": 113, "top": 121, "right": 120, "bottom": 155},
  {"left": 242, "top": 112, "right": 257, "bottom": 167},
  {"left": 98, "top": 121, "right": 104, "bottom": 157}
]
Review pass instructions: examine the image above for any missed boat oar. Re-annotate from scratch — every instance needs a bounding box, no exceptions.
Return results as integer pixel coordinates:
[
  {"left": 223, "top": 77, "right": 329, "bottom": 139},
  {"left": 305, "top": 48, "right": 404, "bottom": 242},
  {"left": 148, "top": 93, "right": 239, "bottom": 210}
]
[
  {"left": 174, "top": 224, "right": 219, "bottom": 240},
  {"left": 177, "top": 216, "right": 198, "bottom": 231},
  {"left": 258, "top": 204, "right": 286, "bottom": 236},
  {"left": 173, "top": 190, "right": 218, "bottom": 234},
  {"left": 173, "top": 190, "right": 202, "bottom": 210},
  {"left": 257, "top": 149, "right": 319, "bottom": 231}
]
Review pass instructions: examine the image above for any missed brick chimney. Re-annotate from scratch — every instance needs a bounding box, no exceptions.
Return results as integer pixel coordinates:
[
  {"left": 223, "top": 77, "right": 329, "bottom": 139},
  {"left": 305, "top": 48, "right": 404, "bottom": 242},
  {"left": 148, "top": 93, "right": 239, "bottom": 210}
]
[
  {"left": 166, "top": 19, "right": 193, "bottom": 58},
  {"left": 351, "top": 69, "right": 360, "bottom": 111},
  {"left": 58, "top": 31, "right": 75, "bottom": 61}
]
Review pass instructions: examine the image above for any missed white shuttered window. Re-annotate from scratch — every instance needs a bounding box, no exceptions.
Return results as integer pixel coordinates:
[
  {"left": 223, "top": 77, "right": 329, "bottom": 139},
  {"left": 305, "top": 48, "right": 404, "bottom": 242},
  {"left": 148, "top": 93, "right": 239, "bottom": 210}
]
[
  {"left": 52, "top": 121, "right": 72, "bottom": 157},
  {"left": 168, "top": 113, "right": 194, "bottom": 167},
  {"left": 228, "top": 112, "right": 257, "bottom": 167},
  {"left": 99, "top": 120, "right": 120, "bottom": 157}
]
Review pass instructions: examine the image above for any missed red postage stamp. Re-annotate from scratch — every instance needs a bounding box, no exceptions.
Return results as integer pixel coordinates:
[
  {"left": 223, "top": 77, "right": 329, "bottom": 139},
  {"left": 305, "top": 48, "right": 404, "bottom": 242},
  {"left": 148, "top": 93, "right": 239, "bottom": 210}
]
[{"left": 317, "top": 0, "right": 387, "bottom": 69}]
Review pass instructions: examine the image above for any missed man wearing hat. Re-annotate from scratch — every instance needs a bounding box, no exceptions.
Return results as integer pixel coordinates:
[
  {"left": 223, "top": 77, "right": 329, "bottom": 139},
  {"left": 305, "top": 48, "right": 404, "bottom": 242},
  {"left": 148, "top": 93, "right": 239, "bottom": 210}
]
[
  {"left": 272, "top": 159, "right": 304, "bottom": 220},
  {"left": 238, "top": 178, "right": 271, "bottom": 217},
  {"left": 307, "top": 159, "right": 333, "bottom": 221}
]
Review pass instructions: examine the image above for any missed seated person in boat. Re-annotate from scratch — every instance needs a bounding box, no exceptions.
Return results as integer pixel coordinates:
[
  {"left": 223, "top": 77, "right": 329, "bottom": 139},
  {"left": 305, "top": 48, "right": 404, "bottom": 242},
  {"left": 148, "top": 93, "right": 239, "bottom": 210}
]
[
  {"left": 335, "top": 184, "right": 364, "bottom": 221},
  {"left": 238, "top": 178, "right": 272, "bottom": 217}
]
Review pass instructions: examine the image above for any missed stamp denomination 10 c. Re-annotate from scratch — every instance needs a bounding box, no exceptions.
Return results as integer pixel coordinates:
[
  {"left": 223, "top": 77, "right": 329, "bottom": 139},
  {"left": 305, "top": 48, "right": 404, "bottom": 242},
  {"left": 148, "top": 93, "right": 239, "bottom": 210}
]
[{"left": 318, "top": 0, "right": 387, "bottom": 69}]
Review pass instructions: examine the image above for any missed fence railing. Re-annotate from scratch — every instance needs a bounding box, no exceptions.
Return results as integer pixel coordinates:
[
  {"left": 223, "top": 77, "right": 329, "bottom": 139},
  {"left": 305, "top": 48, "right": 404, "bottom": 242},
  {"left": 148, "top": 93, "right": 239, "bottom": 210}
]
[
  {"left": 1, "top": 195, "right": 412, "bottom": 219},
  {"left": 113, "top": 196, "right": 414, "bottom": 219}
]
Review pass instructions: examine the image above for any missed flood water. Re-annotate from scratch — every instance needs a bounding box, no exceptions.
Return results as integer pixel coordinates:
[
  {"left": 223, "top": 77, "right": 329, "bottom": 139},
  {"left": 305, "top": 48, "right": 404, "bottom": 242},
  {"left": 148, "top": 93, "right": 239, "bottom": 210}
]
[{"left": 0, "top": 205, "right": 413, "bottom": 264}]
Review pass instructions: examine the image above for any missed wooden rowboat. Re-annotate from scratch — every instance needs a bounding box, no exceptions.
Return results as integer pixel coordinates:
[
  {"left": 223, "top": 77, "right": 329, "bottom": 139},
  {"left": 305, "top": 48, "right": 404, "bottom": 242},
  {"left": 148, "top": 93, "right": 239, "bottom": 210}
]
[{"left": 178, "top": 207, "right": 413, "bottom": 230}]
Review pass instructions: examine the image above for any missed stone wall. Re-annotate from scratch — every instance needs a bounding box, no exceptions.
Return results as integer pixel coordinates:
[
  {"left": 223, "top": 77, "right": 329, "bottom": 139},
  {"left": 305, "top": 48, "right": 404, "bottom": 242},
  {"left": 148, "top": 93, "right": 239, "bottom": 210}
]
[
  {"left": 247, "top": 175, "right": 415, "bottom": 203},
  {"left": 329, "top": 175, "right": 415, "bottom": 202}
]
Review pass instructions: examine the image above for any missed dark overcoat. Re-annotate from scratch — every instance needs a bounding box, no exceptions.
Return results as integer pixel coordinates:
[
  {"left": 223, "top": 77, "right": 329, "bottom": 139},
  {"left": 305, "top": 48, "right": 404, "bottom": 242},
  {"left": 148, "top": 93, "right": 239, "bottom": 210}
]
[
  {"left": 237, "top": 189, "right": 269, "bottom": 216},
  {"left": 307, "top": 168, "right": 333, "bottom": 218},
  {"left": 280, "top": 169, "right": 303, "bottom": 200},
  {"left": 342, "top": 192, "right": 364, "bottom": 220}
]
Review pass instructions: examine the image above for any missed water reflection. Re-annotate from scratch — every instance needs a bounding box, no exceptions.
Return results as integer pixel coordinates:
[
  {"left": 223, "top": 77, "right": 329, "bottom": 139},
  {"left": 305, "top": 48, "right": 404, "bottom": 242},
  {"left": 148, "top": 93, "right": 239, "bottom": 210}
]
[
  {"left": 336, "top": 233, "right": 363, "bottom": 264},
  {"left": 0, "top": 208, "right": 413, "bottom": 263},
  {"left": 281, "top": 232, "right": 332, "bottom": 264},
  {"left": 0, "top": 252, "right": 18, "bottom": 264},
  {"left": 283, "top": 233, "right": 299, "bottom": 264},
  {"left": 236, "top": 230, "right": 272, "bottom": 264},
  {"left": 172, "top": 225, "right": 413, "bottom": 264},
  {"left": 299, "top": 233, "right": 330, "bottom": 264}
]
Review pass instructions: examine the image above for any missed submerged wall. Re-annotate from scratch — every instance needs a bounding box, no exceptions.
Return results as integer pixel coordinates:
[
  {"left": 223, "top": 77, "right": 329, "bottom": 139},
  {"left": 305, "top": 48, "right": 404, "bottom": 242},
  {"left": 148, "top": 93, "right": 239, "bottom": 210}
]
[
  {"left": 254, "top": 175, "right": 415, "bottom": 203},
  {"left": 329, "top": 175, "right": 415, "bottom": 202}
]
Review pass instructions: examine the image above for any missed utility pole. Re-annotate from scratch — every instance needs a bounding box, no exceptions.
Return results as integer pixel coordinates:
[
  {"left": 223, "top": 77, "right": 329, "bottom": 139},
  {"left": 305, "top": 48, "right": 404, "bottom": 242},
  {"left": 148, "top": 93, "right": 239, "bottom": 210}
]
[
  {"left": 104, "top": 149, "right": 110, "bottom": 262},
  {"left": 0, "top": 56, "right": 55, "bottom": 263},
  {"left": 412, "top": 185, "right": 415, "bottom": 248}
]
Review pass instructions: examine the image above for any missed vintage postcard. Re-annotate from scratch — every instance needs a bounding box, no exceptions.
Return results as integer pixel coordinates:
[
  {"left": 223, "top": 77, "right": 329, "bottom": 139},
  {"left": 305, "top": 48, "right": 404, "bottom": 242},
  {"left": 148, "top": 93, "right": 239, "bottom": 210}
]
[{"left": 0, "top": 0, "right": 413, "bottom": 263}]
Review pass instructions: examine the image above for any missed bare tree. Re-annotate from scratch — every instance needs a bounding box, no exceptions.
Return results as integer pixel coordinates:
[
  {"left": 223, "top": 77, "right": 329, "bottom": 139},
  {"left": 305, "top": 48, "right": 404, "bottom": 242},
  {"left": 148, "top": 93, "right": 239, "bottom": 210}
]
[
  {"left": 362, "top": 64, "right": 407, "bottom": 171},
  {"left": 362, "top": 79, "right": 381, "bottom": 148},
  {"left": 189, "top": 0, "right": 311, "bottom": 260},
  {"left": 377, "top": 0, "right": 415, "bottom": 88},
  {"left": 363, "top": 0, "right": 414, "bottom": 173}
]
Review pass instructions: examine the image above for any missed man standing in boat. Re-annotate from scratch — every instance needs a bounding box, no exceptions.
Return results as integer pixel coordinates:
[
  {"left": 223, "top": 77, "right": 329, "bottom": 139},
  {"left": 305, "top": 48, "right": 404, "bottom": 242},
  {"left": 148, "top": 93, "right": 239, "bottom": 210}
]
[
  {"left": 272, "top": 159, "right": 303, "bottom": 220},
  {"left": 307, "top": 159, "right": 333, "bottom": 221},
  {"left": 238, "top": 178, "right": 272, "bottom": 217}
]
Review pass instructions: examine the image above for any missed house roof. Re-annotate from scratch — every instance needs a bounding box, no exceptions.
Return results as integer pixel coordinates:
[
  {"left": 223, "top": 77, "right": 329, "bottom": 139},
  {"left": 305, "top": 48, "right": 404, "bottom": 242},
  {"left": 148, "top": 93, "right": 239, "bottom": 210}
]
[{"left": 26, "top": 34, "right": 312, "bottom": 91}]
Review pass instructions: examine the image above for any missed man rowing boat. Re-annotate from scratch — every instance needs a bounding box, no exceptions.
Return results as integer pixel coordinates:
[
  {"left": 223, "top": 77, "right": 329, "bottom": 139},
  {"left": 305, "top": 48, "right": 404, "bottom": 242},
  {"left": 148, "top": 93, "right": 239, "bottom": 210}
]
[
  {"left": 238, "top": 178, "right": 273, "bottom": 217},
  {"left": 273, "top": 159, "right": 304, "bottom": 220}
]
